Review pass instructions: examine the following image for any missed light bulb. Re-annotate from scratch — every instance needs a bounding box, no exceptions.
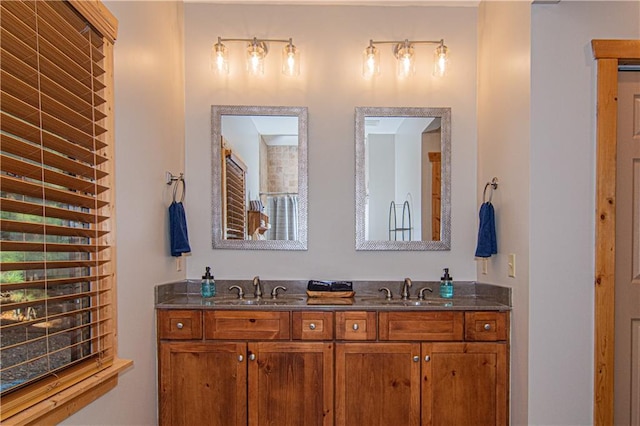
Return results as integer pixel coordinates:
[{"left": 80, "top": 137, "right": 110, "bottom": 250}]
[
  {"left": 362, "top": 42, "right": 379, "bottom": 79},
  {"left": 433, "top": 43, "right": 448, "bottom": 77},
  {"left": 395, "top": 43, "right": 415, "bottom": 79},
  {"left": 282, "top": 41, "right": 299, "bottom": 77},
  {"left": 248, "top": 52, "right": 262, "bottom": 75},
  {"left": 247, "top": 39, "right": 267, "bottom": 76},
  {"left": 211, "top": 39, "right": 228, "bottom": 75}
]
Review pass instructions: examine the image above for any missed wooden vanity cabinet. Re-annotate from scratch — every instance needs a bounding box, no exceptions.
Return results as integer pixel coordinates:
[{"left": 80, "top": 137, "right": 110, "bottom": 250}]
[
  {"left": 248, "top": 211, "right": 269, "bottom": 237},
  {"left": 335, "top": 311, "right": 508, "bottom": 426},
  {"left": 158, "top": 310, "right": 333, "bottom": 426},
  {"left": 158, "top": 309, "right": 508, "bottom": 426}
]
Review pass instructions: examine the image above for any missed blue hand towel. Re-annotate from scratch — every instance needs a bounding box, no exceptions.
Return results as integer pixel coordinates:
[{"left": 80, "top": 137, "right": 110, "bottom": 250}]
[
  {"left": 475, "top": 202, "right": 497, "bottom": 258},
  {"left": 169, "top": 201, "right": 191, "bottom": 257}
]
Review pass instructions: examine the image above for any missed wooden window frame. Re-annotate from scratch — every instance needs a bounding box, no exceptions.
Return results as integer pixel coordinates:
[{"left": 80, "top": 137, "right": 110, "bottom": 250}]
[{"left": 1, "top": 1, "right": 131, "bottom": 424}]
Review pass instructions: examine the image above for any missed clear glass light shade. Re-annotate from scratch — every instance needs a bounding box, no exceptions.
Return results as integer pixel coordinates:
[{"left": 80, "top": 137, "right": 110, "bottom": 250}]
[
  {"left": 362, "top": 45, "right": 380, "bottom": 79},
  {"left": 395, "top": 44, "right": 415, "bottom": 79},
  {"left": 282, "top": 43, "right": 300, "bottom": 77},
  {"left": 433, "top": 44, "right": 449, "bottom": 77},
  {"left": 247, "top": 41, "right": 267, "bottom": 76},
  {"left": 211, "top": 42, "right": 229, "bottom": 75}
]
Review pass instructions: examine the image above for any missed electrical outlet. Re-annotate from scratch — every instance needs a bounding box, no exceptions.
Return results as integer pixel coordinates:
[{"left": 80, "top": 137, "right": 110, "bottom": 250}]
[
  {"left": 176, "top": 257, "right": 182, "bottom": 272},
  {"left": 508, "top": 253, "right": 516, "bottom": 278},
  {"left": 481, "top": 258, "right": 488, "bottom": 275}
]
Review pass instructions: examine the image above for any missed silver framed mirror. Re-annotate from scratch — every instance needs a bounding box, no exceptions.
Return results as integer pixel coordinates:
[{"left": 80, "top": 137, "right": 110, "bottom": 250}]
[
  {"left": 212, "top": 105, "right": 308, "bottom": 250},
  {"left": 355, "top": 106, "right": 451, "bottom": 250}
]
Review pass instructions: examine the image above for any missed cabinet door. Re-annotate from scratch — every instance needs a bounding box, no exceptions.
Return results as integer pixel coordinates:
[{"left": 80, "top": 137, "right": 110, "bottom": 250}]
[
  {"left": 159, "top": 342, "right": 247, "bottom": 426},
  {"left": 422, "top": 343, "right": 508, "bottom": 426},
  {"left": 248, "top": 342, "right": 334, "bottom": 426},
  {"left": 335, "top": 343, "right": 421, "bottom": 426}
]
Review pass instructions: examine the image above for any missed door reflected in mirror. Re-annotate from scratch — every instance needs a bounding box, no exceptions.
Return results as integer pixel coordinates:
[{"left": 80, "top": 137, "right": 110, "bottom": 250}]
[
  {"left": 212, "top": 106, "right": 308, "bottom": 250},
  {"left": 355, "top": 107, "right": 451, "bottom": 251}
]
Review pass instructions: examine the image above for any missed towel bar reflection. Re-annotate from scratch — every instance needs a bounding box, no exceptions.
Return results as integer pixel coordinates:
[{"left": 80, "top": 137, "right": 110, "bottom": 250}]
[
  {"left": 166, "top": 172, "right": 186, "bottom": 203},
  {"left": 482, "top": 177, "right": 498, "bottom": 203}
]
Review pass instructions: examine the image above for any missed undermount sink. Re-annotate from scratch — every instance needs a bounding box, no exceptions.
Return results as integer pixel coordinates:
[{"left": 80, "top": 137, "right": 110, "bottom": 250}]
[
  {"left": 259, "top": 297, "right": 305, "bottom": 305},
  {"left": 356, "top": 296, "right": 451, "bottom": 306},
  {"left": 211, "top": 297, "right": 305, "bottom": 306},
  {"left": 356, "top": 297, "right": 404, "bottom": 305},
  {"left": 402, "top": 299, "right": 452, "bottom": 306}
]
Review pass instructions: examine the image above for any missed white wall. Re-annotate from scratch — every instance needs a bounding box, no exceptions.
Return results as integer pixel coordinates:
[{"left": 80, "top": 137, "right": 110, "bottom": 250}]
[
  {"left": 395, "top": 119, "right": 425, "bottom": 240},
  {"left": 477, "top": 2, "right": 531, "bottom": 425},
  {"left": 184, "top": 4, "right": 479, "bottom": 281},
  {"left": 530, "top": 2, "right": 640, "bottom": 425},
  {"left": 368, "top": 134, "right": 395, "bottom": 240},
  {"left": 62, "top": 1, "right": 185, "bottom": 424}
]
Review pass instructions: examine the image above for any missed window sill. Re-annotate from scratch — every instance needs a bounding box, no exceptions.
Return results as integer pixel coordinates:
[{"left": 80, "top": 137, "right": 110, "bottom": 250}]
[{"left": 3, "top": 358, "right": 133, "bottom": 426}]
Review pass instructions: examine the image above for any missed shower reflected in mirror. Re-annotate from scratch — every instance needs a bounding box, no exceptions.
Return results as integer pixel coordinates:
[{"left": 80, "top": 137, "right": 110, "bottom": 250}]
[{"left": 212, "top": 105, "right": 308, "bottom": 250}]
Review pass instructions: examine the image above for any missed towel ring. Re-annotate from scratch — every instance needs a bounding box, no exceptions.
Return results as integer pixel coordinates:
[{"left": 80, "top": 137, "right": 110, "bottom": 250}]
[
  {"left": 166, "top": 172, "right": 186, "bottom": 203},
  {"left": 482, "top": 177, "right": 498, "bottom": 204}
]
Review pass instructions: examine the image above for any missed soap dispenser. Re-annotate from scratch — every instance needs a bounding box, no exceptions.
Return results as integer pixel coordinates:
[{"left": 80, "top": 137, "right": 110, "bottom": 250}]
[
  {"left": 439, "top": 268, "right": 454, "bottom": 299},
  {"left": 201, "top": 266, "right": 216, "bottom": 298}
]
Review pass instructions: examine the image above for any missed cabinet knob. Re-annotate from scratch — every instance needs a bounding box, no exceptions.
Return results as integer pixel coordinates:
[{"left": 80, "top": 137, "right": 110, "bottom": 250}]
[
  {"left": 309, "top": 323, "right": 316, "bottom": 330},
  {"left": 238, "top": 355, "right": 244, "bottom": 362},
  {"left": 484, "top": 323, "right": 492, "bottom": 331},
  {"left": 249, "top": 353, "right": 256, "bottom": 361},
  {"left": 424, "top": 355, "right": 431, "bottom": 362},
  {"left": 413, "top": 356, "right": 420, "bottom": 362},
  {"left": 176, "top": 322, "right": 184, "bottom": 329},
  {"left": 352, "top": 323, "right": 359, "bottom": 331}
]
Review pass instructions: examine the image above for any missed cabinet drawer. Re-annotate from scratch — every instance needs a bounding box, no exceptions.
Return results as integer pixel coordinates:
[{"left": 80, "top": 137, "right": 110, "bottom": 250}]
[
  {"left": 157, "top": 310, "right": 202, "bottom": 340},
  {"left": 292, "top": 311, "right": 334, "bottom": 340},
  {"left": 379, "top": 311, "right": 464, "bottom": 341},
  {"left": 204, "top": 310, "right": 290, "bottom": 340},
  {"left": 465, "top": 311, "right": 508, "bottom": 341},
  {"left": 336, "top": 311, "right": 376, "bottom": 340}
]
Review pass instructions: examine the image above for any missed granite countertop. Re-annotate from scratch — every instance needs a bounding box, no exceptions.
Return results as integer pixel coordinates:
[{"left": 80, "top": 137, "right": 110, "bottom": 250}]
[{"left": 155, "top": 279, "right": 511, "bottom": 312}]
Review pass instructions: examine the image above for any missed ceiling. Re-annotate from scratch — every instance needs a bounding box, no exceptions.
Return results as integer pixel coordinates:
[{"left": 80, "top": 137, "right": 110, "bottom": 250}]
[
  {"left": 250, "top": 116, "right": 298, "bottom": 135},
  {"left": 186, "top": 0, "right": 480, "bottom": 6}
]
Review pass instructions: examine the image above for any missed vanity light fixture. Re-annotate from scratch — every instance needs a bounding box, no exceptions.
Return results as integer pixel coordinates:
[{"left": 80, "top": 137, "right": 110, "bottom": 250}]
[
  {"left": 212, "top": 36, "right": 300, "bottom": 77},
  {"left": 362, "top": 38, "right": 449, "bottom": 79}
]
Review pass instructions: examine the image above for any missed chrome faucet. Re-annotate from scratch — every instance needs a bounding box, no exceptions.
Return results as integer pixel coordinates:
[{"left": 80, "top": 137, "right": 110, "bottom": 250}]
[
  {"left": 253, "top": 276, "right": 263, "bottom": 299},
  {"left": 418, "top": 287, "right": 433, "bottom": 300},
  {"left": 401, "top": 277, "right": 412, "bottom": 300},
  {"left": 379, "top": 287, "right": 393, "bottom": 300},
  {"left": 228, "top": 285, "right": 245, "bottom": 299},
  {"left": 271, "top": 286, "right": 287, "bottom": 299}
]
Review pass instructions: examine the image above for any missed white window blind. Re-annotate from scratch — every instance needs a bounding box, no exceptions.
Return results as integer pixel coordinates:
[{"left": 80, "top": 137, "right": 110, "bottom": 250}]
[{"left": 0, "top": 0, "right": 115, "bottom": 416}]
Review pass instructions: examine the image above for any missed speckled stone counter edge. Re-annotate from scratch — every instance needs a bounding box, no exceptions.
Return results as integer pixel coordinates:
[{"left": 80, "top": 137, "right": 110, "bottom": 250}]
[{"left": 155, "top": 279, "right": 511, "bottom": 311}]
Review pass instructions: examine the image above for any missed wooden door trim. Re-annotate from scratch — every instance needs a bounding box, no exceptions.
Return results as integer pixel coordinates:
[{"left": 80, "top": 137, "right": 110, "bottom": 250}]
[{"left": 591, "top": 39, "right": 640, "bottom": 426}]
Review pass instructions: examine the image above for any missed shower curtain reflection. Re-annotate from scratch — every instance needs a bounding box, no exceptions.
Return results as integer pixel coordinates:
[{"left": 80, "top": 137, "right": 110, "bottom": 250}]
[{"left": 265, "top": 195, "right": 299, "bottom": 240}]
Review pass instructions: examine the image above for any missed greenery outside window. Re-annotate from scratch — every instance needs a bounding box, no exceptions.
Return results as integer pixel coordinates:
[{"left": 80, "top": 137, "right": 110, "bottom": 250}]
[{"left": 0, "top": 1, "right": 129, "bottom": 422}]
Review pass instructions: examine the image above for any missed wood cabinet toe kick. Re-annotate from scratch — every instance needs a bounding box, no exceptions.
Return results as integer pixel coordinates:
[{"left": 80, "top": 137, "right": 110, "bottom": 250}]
[{"left": 157, "top": 308, "right": 509, "bottom": 426}]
